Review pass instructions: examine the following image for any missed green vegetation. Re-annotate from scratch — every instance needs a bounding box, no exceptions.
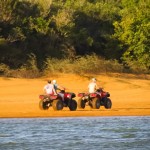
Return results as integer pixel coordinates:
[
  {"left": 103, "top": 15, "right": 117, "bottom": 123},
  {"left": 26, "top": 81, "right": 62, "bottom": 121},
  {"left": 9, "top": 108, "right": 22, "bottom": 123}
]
[{"left": 0, "top": 0, "right": 149, "bottom": 78}]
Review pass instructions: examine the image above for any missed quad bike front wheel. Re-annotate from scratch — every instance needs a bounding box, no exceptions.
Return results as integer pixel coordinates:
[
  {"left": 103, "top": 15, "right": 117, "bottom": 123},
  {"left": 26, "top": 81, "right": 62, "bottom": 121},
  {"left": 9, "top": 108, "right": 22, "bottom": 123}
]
[
  {"left": 92, "top": 98, "right": 101, "bottom": 109},
  {"left": 69, "top": 99, "right": 77, "bottom": 111},
  {"left": 52, "top": 99, "right": 63, "bottom": 111},
  {"left": 39, "top": 99, "right": 49, "bottom": 110},
  {"left": 104, "top": 98, "right": 112, "bottom": 109},
  {"left": 78, "top": 98, "right": 85, "bottom": 109}
]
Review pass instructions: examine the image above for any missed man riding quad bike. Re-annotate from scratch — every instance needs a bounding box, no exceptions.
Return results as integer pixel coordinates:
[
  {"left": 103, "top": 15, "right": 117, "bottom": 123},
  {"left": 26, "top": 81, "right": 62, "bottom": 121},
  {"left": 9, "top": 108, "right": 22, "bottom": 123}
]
[
  {"left": 78, "top": 88, "right": 112, "bottom": 109},
  {"left": 39, "top": 90, "right": 77, "bottom": 111}
]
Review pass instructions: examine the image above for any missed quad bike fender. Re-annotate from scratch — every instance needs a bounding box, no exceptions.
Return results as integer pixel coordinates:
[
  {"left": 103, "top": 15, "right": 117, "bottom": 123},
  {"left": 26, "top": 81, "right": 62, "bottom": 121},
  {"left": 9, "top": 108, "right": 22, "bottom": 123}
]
[
  {"left": 39, "top": 94, "right": 58, "bottom": 100},
  {"left": 49, "top": 95, "right": 58, "bottom": 99},
  {"left": 64, "top": 92, "right": 76, "bottom": 99},
  {"left": 89, "top": 93, "right": 97, "bottom": 97},
  {"left": 101, "top": 92, "right": 110, "bottom": 97},
  {"left": 78, "top": 93, "right": 85, "bottom": 97},
  {"left": 39, "top": 94, "right": 49, "bottom": 99}
]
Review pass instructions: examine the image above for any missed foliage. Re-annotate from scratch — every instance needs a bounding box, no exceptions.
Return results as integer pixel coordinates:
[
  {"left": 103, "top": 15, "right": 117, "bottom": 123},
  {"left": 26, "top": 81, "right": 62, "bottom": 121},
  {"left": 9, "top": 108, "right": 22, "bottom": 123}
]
[
  {"left": 43, "top": 57, "right": 73, "bottom": 74},
  {"left": 0, "top": 0, "right": 149, "bottom": 76},
  {"left": 0, "top": 63, "right": 10, "bottom": 76},
  {"left": 113, "top": 0, "right": 150, "bottom": 70},
  {"left": 16, "top": 53, "right": 40, "bottom": 78},
  {"left": 1, "top": 53, "right": 41, "bottom": 78},
  {"left": 43, "top": 54, "right": 124, "bottom": 75}
]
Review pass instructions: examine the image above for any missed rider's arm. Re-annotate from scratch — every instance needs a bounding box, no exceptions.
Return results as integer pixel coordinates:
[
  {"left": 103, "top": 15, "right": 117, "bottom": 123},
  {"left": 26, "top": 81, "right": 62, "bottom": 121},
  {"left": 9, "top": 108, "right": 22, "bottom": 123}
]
[
  {"left": 52, "top": 85, "right": 57, "bottom": 95},
  {"left": 57, "top": 85, "right": 65, "bottom": 91},
  {"left": 95, "top": 83, "right": 98, "bottom": 91},
  {"left": 43, "top": 85, "right": 47, "bottom": 94}
]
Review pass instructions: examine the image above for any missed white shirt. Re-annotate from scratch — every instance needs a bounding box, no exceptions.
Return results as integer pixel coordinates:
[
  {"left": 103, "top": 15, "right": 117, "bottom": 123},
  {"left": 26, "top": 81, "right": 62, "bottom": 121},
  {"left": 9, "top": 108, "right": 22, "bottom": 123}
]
[
  {"left": 88, "top": 82, "right": 98, "bottom": 93},
  {"left": 44, "top": 84, "right": 54, "bottom": 94}
]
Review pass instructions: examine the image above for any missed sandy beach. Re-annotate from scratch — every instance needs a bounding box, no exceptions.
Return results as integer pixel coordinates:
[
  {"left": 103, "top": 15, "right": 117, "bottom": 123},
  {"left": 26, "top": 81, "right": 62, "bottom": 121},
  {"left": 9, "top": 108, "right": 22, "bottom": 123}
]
[{"left": 0, "top": 73, "right": 150, "bottom": 118}]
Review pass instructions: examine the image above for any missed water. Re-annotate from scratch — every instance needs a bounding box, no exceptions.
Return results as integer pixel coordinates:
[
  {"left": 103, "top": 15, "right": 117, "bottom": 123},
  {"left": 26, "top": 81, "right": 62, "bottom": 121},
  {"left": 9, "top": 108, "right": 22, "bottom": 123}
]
[{"left": 0, "top": 117, "right": 150, "bottom": 150}]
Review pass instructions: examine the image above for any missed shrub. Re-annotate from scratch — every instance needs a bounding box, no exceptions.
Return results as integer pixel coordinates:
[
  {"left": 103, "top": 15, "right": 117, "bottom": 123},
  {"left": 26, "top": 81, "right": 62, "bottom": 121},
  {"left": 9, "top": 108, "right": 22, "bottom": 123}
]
[
  {"left": 73, "top": 54, "right": 101, "bottom": 74},
  {"left": 15, "top": 53, "right": 41, "bottom": 78},
  {"left": 0, "top": 63, "right": 10, "bottom": 76},
  {"left": 43, "top": 54, "right": 124, "bottom": 75},
  {"left": 123, "top": 59, "right": 150, "bottom": 74},
  {"left": 5, "top": 53, "right": 41, "bottom": 78},
  {"left": 43, "top": 57, "right": 73, "bottom": 75}
]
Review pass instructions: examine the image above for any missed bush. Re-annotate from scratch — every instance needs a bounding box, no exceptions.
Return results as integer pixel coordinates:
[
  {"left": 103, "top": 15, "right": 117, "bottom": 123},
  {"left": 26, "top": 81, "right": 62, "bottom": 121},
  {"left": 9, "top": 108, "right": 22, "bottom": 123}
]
[
  {"left": 123, "top": 59, "right": 150, "bottom": 74},
  {"left": 9, "top": 69, "right": 41, "bottom": 78},
  {"left": 0, "top": 63, "right": 10, "bottom": 76},
  {"left": 1, "top": 54, "right": 149, "bottom": 78},
  {"left": 43, "top": 58, "right": 73, "bottom": 75},
  {"left": 0, "top": 53, "right": 41, "bottom": 78},
  {"left": 14, "top": 53, "right": 41, "bottom": 78},
  {"left": 43, "top": 54, "right": 124, "bottom": 75},
  {"left": 73, "top": 54, "right": 124, "bottom": 74}
]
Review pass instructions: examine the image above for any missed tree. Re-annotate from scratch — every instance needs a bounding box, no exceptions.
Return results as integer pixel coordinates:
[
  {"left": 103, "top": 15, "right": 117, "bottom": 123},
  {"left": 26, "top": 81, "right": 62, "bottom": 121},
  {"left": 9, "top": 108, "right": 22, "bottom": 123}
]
[{"left": 113, "top": 0, "right": 150, "bottom": 70}]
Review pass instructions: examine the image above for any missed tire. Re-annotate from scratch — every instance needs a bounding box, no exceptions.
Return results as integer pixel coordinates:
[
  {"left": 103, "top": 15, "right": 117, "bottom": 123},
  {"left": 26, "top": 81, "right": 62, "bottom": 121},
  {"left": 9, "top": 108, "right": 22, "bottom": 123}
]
[
  {"left": 104, "top": 98, "right": 112, "bottom": 109},
  {"left": 39, "top": 99, "right": 49, "bottom": 110},
  {"left": 78, "top": 98, "right": 85, "bottom": 109},
  {"left": 92, "top": 98, "right": 100, "bottom": 109},
  {"left": 69, "top": 99, "right": 77, "bottom": 111},
  {"left": 52, "top": 99, "right": 63, "bottom": 111}
]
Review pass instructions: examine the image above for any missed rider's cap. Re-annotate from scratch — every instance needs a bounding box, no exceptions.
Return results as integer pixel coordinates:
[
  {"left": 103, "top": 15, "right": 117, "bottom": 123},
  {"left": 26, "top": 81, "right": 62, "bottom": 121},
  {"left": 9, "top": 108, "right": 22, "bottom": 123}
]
[
  {"left": 92, "top": 78, "right": 96, "bottom": 82},
  {"left": 52, "top": 79, "right": 57, "bottom": 84}
]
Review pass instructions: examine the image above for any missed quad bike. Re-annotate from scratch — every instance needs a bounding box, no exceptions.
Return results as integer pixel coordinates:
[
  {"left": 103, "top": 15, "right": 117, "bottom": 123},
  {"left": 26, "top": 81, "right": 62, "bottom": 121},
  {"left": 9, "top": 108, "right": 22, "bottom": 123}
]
[
  {"left": 78, "top": 88, "right": 112, "bottom": 109},
  {"left": 39, "top": 90, "right": 77, "bottom": 111}
]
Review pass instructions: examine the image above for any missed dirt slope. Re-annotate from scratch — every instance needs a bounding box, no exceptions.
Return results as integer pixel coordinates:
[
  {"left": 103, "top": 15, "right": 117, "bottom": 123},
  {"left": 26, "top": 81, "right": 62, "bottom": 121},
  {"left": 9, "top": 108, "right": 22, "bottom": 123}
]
[{"left": 0, "top": 73, "right": 150, "bottom": 118}]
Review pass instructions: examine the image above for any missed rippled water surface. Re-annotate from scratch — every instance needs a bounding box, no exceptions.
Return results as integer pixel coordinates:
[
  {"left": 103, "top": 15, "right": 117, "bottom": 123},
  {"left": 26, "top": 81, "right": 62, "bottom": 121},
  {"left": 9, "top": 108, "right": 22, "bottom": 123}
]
[{"left": 0, "top": 116, "right": 150, "bottom": 150}]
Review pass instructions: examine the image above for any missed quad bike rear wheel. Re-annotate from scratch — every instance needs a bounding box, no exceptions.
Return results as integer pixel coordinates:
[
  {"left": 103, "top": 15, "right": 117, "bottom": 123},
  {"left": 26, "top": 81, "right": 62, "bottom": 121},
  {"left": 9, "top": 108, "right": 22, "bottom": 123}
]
[
  {"left": 78, "top": 98, "right": 85, "bottom": 109},
  {"left": 39, "top": 99, "right": 49, "bottom": 110},
  {"left": 92, "top": 98, "right": 100, "bottom": 109},
  {"left": 104, "top": 98, "right": 112, "bottom": 109},
  {"left": 52, "top": 99, "right": 63, "bottom": 110},
  {"left": 69, "top": 99, "right": 77, "bottom": 111}
]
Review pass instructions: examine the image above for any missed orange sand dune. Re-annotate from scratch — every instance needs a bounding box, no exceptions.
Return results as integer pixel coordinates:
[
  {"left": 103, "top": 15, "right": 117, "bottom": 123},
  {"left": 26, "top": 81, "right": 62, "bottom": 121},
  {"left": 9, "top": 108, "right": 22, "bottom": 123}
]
[{"left": 0, "top": 73, "right": 150, "bottom": 118}]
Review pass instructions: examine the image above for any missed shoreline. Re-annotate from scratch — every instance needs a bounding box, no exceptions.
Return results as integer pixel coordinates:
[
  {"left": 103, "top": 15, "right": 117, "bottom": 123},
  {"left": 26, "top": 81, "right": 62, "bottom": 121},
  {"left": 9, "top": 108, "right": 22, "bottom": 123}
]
[{"left": 0, "top": 107, "right": 149, "bottom": 118}]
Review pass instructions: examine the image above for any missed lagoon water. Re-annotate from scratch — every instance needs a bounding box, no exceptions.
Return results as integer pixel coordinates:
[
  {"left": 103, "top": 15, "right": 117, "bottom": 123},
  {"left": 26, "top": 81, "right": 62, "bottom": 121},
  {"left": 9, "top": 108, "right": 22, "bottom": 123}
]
[{"left": 0, "top": 116, "right": 150, "bottom": 150}]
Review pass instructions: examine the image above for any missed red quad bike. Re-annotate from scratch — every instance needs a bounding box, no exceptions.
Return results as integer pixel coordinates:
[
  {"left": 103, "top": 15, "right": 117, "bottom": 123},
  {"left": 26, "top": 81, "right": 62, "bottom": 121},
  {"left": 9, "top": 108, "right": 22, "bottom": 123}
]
[
  {"left": 78, "top": 88, "right": 112, "bottom": 109},
  {"left": 39, "top": 90, "right": 77, "bottom": 111}
]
